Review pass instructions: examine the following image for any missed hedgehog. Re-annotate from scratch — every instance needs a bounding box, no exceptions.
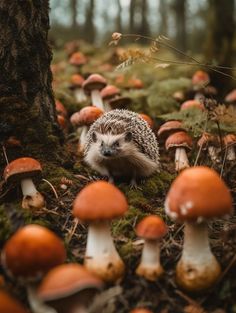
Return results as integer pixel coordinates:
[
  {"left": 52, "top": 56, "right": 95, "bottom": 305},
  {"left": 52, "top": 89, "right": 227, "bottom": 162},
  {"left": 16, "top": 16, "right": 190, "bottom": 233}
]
[{"left": 84, "top": 109, "right": 160, "bottom": 184}]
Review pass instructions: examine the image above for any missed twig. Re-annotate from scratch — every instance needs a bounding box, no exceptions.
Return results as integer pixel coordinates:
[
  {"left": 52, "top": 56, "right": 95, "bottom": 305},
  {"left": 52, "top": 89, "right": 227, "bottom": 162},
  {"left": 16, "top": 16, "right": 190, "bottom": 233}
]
[{"left": 42, "top": 178, "right": 59, "bottom": 199}]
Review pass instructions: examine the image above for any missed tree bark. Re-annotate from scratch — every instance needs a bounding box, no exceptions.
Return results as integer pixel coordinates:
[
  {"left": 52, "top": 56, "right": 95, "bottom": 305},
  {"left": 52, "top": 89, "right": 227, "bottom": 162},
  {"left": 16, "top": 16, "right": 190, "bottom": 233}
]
[
  {"left": 172, "top": 0, "right": 187, "bottom": 52},
  {"left": 129, "top": 0, "right": 136, "bottom": 34},
  {"left": 115, "top": 0, "right": 122, "bottom": 32},
  {"left": 0, "top": 1, "right": 64, "bottom": 170},
  {"left": 159, "top": 0, "right": 168, "bottom": 36},
  {"left": 139, "top": 0, "right": 150, "bottom": 36},
  {"left": 205, "top": 0, "right": 235, "bottom": 94},
  {"left": 70, "top": 0, "right": 77, "bottom": 29},
  {"left": 84, "top": 0, "right": 95, "bottom": 43}
]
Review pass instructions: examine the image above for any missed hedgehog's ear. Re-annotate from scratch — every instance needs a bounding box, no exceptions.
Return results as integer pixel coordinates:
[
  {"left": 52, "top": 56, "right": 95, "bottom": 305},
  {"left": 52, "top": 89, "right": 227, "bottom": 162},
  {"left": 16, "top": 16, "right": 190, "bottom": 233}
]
[
  {"left": 125, "top": 132, "right": 132, "bottom": 142},
  {"left": 91, "top": 132, "right": 97, "bottom": 142}
]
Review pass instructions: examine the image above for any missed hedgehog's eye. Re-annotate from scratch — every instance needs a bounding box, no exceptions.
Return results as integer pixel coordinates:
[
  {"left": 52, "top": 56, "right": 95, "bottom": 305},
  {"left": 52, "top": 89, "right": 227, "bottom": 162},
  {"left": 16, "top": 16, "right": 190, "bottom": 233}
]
[
  {"left": 114, "top": 141, "right": 120, "bottom": 147},
  {"left": 101, "top": 141, "right": 104, "bottom": 147}
]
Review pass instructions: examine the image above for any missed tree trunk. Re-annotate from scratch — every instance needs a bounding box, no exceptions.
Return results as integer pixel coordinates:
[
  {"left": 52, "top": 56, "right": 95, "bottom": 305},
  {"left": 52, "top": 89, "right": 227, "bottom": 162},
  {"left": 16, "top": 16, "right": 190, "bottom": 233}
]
[
  {"left": 70, "top": 0, "right": 77, "bottom": 30},
  {"left": 172, "top": 0, "right": 187, "bottom": 52},
  {"left": 205, "top": 0, "right": 235, "bottom": 94},
  {"left": 159, "top": 0, "right": 168, "bottom": 36},
  {"left": 84, "top": 0, "right": 95, "bottom": 43},
  {"left": 115, "top": 0, "right": 122, "bottom": 32},
  {"left": 0, "top": 1, "right": 64, "bottom": 171},
  {"left": 139, "top": 0, "right": 150, "bottom": 36},
  {"left": 129, "top": 0, "right": 136, "bottom": 34}
]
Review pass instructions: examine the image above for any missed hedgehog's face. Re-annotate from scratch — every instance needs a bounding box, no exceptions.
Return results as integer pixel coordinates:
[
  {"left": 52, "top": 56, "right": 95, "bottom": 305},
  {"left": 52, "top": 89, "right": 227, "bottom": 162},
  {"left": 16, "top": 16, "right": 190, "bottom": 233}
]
[{"left": 91, "top": 131, "right": 133, "bottom": 158}]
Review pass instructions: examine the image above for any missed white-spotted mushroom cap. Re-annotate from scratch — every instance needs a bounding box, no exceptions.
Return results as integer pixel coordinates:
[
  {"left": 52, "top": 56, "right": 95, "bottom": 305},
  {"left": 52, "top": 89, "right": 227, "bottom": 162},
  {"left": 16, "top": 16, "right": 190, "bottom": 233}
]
[{"left": 165, "top": 166, "right": 233, "bottom": 222}]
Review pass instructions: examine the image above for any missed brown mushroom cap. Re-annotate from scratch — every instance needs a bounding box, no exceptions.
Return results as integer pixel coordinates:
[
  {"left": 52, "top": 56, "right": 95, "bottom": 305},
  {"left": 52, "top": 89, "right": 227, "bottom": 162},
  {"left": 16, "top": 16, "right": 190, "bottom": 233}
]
[
  {"left": 180, "top": 100, "right": 204, "bottom": 110},
  {"left": 108, "top": 96, "right": 132, "bottom": 109},
  {"left": 56, "top": 100, "right": 68, "bottom": 117},
  {"left": 37, "top": 263, "right": 103, "bottom": 301},
  {"left": 82, "top": 74, "right": 107, "bottom": 94},
  {"left": 100, "top": 85, "right": 121, "bottom": 100},
  {"left": 197, "top": 132, "right": 219, "bottom": 149},
  {"left": 73, "top": 181, "right": 128, "bottom": 221},
  {"left": 138, "top": 114, "right": 154, "bottom": 129},
  {"left": 165, "top": 131, "right": 193, "bottom": 151},
  {"left": 130, "top": 309, "right": 153, "bottom": 313},
  {"left": 136, "top": 215, "right": 168, "bottom": 240},
  {"left": 223, "top": 134, "right": 236, "bottom": 147},
  {"left": 192, "top": 70, "right": 210, "bottom": 86},
  {"left": 3, "top": 157, "right": 42, "bottom": 184},
  {"left": 157, "top": 120, "right": 184, "bottom": 140},
  {"left": 70, "top": 74, "right": 85, "bottom": 88},
  {"left": 127, "top": 78, "right": 144, "bottom": 89},
  {"left": 225, "top": 89, "right": 236, "bottom": 103},
  {"left": 165, "top": 166, "right": 233, "bottom": 222},
  {"left": 2, "top": 224, "right": 66, "bottom": 278},
  {"left": 71, "top": 106, "right": 103, "bottom": 127},
  {"left": 0, "top": 290, "right": 28, "bottom": 313},
  {"left": 69, "top": 52, "right": 87, "bottom": 66}
]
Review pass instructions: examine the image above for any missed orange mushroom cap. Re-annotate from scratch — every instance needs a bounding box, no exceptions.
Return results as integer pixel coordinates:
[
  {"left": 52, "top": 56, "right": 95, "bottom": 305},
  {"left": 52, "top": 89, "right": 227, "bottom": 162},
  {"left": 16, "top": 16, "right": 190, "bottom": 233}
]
[
  {"left": 223, "top": 134, "right": 236, "bottom": 147},
  {"left": 180, "top": 100, "right": 204, "bottom": 110},
  {"left": 197, "top": 132, "right": 219, "bottom": 148},
  {"left": 82, "top": 74, "right": 107, "bottom": 94},
  {"left": 3, "top": 157, "right": 42, "bottom": 184},
  {"left": 70, "top": 106, "right": 103, "bottom": 127},
  {"left": 55, "top": 100, "right": 68, "bottom": 117},
  {"left": 70, "top": 74, "right": 85, "bottom": 87},
  {"left": 225, "top": 89, "right": 236, "bottom": 103},
  {"left": 192, "top": 70, "right": 210, "bottom": 86},
  {"left": 157, "top": 120, "right": 184, "bottom": 140},
  {"left": 0, "top": 290, "right": 28, "bottom": 313},
  {"left": 165, "top": 131, "right": 193, "bottom": 151},
  {"left": 69, "top": 52, "right": 87, "bottom": 66},
  {"left": 2, "top": 224, "right": 66, "bottom": 278},
  {"left": 37, "top": 263, "right": 103, "bottom": 301},
  {"left": 138, "top": 114, "right": 154, "bottom": 129},
  {"left": 57, "top": 115, "right": 68, "bottom": 130},
  {"left": 136, "top": 215, "right": 168, "bottom": 240},
  {"left": 100, "top": 85, "right": 121, "bottom": 100},
  {"left": 130, "top": 309, "right": 153, "bottom": 313},
  {"left": 73, "top": 181, "right": 128, "bottom": 221},
  {"left": 165, "top": 166, "right": 233, "bottom": 222}
]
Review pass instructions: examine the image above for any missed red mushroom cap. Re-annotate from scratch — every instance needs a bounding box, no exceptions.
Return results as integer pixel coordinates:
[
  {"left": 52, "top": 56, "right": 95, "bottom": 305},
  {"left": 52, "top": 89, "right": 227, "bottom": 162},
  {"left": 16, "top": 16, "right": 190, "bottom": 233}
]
[
  {"left": 37, "top": 263, "right": 103, "bottom": 301},
  {"left": 3, "top": 157, "right": 42, "bottom": 184},
  {"left": 136, "top": 215, "right": 168, "bottom": 240},
  {"left": 70, "top": 106, "right": 103, "bottom": 127},
  {"left": 180, "top": 100, "right": 204, "bottom": 110},
  {"left": 192, "top": 70, "right": 210, "bottom": 86},
  {"left": 165, "top": 131, "right": 193, "bottom": 151},
  {"left": 157, "top": 120, "right": 184, "bottom": 140},
  {"left": 69, "top": 52, "right": 87, "bottom": 66},
  {"left": 165, "top": 166, "right": 233, "bottom": 222},
  {"left": 73, "top": 181, "right": 128, "bottom": 222},
  {"left": 100, "top": 85, "right": 121, "bottom": 100},
  {"left": 138, "top": 113, "right": 154, "bottom": 129},
  {"left": 2, "top": 224, "right": 66, "bottom": 279},
  {"left": 0, "top": 290, "right": 28, "bottom": 313}
]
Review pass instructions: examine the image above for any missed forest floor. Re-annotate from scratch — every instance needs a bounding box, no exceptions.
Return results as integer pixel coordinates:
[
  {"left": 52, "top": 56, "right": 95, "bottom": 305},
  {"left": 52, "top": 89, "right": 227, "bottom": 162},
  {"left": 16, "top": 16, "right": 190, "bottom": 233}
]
[{"left": 0, "top": 40, "right": 236, "bottom": 313}]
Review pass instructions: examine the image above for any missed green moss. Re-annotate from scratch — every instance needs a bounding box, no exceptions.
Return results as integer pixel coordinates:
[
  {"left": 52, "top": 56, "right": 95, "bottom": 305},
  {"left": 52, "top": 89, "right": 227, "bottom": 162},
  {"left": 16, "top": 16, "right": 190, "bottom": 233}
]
[
  {"left": 118, "top": 240, "right": 134, "bottom": 262},
  {"left": 142, "top": 171, "right": 175, "bottom": 197}
]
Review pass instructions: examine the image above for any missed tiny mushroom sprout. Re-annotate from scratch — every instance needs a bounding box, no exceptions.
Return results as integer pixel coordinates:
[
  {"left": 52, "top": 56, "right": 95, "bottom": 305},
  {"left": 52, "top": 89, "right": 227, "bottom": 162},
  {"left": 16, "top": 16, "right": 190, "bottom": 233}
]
[
  {"left": 135, "top": 215, "right": 168, "bottom": 281},
  {"left": 164, "top": 166, "right": 233, "bottom": 292},
  {"left": 72, "top": 180, "right": 128, "bottom": 282},
  {"left": 223, "top": 134, "right": 236, "bottom": 161},
  {"left": 180, "top": 99, "right": 204, "bottom": 111},
  {"left": 82, "top": 74, "right": 107, "bottom": 110},
  {"left": 165, "top": 131, "right": 193, "bottom": 172},
  {"left": 100, "top": 85, "right": 121, "bottom": 111},
  {"left": 36, "top": 263, "right": 104, "bottom": 313},
  {"left": 1, "top": 224, "right": 66, "bottom": 312},
  {"left": 157, "top": 120, "right": 184, "bottom": 143},
  {"left": 0, "top": 290, "right": 28, "bottom": 313},
  {"left": 70, "top": 74, "right": 87, "bottom": 103},
  {"left": 3, "top": 157, "right": 46, "bottom": 212},
  {"left": 197, "top": 132, "right": 220, "bottom": 163},
  {"left": 70, "top": 106, "right": 103, "bottom": 151}
]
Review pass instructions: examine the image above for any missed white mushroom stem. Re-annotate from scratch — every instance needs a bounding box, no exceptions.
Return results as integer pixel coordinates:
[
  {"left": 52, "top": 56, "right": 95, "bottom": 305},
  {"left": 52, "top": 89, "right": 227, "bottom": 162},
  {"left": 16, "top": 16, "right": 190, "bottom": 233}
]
[
  {"left": 74, "top": 89, "right": 87, "bottom": 103},
  {"left": 27, "top": 285, "right": 57, "bottom": 313},
  {"left": 103, "top": 100, "right": 112, "bottom": 112},
  {"left": 175, "top": 148, "right": 190, "bottom": 171},
  {"left": 79, "top": 126, "right": 89, "bottom": 148},
  {"left": 85, "top": 221, "right": 124, "bottom": 282},
  {"left": 176, "top": 222, "right": 221, "bottom": 292},
  {"left": 91, "top": 90, "right": 104, "bottom": 110},
  {"left": 225, "top": 145, "right": 236, "bottom": 161},
  {"left": 136, "top": 239, "right": 163, "bottom": 281},
  {"left": 21, "top": 178, "right": 45, "bottom": 211},
  {"left": 208, "top": 146, "right": 220, "bottom": 163}
]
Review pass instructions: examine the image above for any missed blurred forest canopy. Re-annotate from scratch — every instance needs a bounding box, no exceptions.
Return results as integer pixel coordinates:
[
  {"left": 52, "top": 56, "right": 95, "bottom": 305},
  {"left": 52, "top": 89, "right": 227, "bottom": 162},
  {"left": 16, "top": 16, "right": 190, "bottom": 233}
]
[{"left": 49, "top": 0, "right": 236, "bottom": 59}]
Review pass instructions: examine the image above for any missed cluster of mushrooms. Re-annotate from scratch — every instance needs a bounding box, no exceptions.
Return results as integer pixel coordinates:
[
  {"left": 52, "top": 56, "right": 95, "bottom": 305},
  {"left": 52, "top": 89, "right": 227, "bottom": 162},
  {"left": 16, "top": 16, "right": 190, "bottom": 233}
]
[
  {"left": 0, "top": 157, "right": 233, "bottom": 312},
  {"left": 1, "top": 45, "right": 235, "bottom": 312}
]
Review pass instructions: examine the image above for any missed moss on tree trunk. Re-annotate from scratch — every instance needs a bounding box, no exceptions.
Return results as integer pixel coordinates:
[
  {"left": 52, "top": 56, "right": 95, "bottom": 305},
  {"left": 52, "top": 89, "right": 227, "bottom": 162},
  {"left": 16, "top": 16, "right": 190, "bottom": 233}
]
[{"left": 0, "top": 0, "right": 65, "bottom": 171}]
